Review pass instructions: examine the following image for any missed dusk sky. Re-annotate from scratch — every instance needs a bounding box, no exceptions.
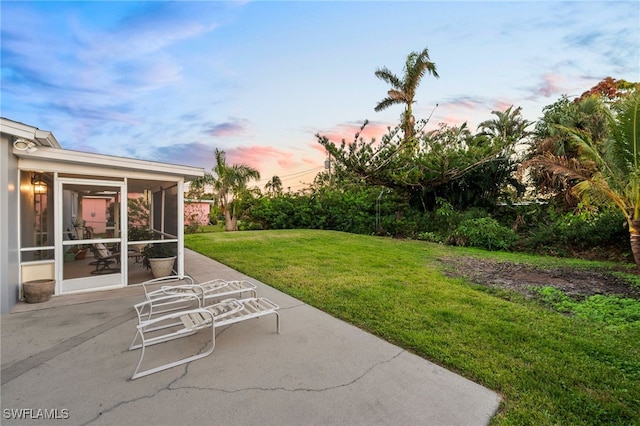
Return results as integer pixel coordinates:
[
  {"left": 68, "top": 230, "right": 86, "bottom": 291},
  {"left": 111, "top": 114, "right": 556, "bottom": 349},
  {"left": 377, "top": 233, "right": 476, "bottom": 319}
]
[{"left": 2, "top": 1, "right": 638, "bottom": 192}]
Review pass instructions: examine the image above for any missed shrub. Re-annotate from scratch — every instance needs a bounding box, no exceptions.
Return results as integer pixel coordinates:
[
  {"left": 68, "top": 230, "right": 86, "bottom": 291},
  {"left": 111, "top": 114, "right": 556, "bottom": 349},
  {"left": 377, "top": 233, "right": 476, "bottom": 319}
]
[
  {"left": 516, "top": 204, "right": 629, "bottom": 257},
  {"left": 416, "top": 231, "right": 444, "bottom": 244},
  {"left": 450, "top": 217, "right": 518, "bottom": 250},
  {"left": 128, "top": 226, "right": 154, "bottom": 241}
]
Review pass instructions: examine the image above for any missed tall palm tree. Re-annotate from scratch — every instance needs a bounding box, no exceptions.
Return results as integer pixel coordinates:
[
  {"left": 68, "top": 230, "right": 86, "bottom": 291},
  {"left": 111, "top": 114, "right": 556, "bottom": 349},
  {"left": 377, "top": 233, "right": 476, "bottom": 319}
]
[
  {"left": 194, "top": 149, "right": 260, "bottom": 231},
  {"left": 524, "top": 92, "right": 640, "bottom": 266},
  {"left": 477, "top": 105, "right": 532, "bottom": 146},
  {"left": 265, "top": 175, "right": 283, "bottom": 197},
  {"left": 374, "top": 47, "right": 439, "bottom": 145}
]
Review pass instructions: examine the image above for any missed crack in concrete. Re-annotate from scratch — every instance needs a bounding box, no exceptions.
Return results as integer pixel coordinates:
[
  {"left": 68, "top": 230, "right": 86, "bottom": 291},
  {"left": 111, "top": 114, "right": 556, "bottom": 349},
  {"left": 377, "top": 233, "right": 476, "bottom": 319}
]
[
  {"left": 12, "top": 297, "right": 356, "bottom": 424},
  {"left": 83, "top": 337, "right": 205, "bottom": 425},
  {"left": 84, "top": 349, "right": 405, "bottom": 424},
  {"left": 83, "top": 365, "right": 192, "bottom": 425},
  {"left": 176, "top": 349, "right": 406, "bottom": 394},
  {"left": 281, "top": 302, "right": 305, "bottom": 310}
]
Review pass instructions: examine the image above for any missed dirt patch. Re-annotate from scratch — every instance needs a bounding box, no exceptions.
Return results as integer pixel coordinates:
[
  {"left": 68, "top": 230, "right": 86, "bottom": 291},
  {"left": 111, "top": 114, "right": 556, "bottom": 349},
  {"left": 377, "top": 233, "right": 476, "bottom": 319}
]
[{"left": 440, "top": 257, "right": 640, "bottom": 300}]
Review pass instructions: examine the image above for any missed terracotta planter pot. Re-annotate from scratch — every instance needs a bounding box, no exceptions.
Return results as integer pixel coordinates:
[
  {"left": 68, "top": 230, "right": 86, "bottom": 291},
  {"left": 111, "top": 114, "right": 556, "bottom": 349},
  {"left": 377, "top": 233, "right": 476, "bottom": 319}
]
[{"left": 23, "top": 279, "right": 55, "bottom": 303}]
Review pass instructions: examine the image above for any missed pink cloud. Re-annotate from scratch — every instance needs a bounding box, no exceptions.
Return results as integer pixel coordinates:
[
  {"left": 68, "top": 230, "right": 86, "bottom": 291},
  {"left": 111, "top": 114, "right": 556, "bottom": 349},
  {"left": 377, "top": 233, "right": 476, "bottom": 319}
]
[
  {"left": 443, "top": 98, "right": 481, "bottom": 111},
  {"left": 221, "top": 145, "right": 327, "bottom": 192},
  {"left": 206, "top": 119, "right": 251, "bottom": 137},
  {"left": 491, "top": 100, "right": 515, "bottom": 113},
  {"left": 309, "top": 143, "right": 329, "bottom": 155},
  {"left": 300, "top": 156, "right": 319, "bottom": 165},
  {"left": 431, "top": 98, "right": 483, "bottom": 128},
  {"left": 438, "top": 115, "right": 468, "bottom": 127},
  {"left": 430, "top": 97, "right": 523, "bottom": 130},
  {"left": 529, "top": 73, "right": 566, "bottom": 100},
  {"left": 316, "top": 121, "right": 390, "bottom": 144},
  {"left": 226, "top": 145, "right": 297, "bottom": 170}
]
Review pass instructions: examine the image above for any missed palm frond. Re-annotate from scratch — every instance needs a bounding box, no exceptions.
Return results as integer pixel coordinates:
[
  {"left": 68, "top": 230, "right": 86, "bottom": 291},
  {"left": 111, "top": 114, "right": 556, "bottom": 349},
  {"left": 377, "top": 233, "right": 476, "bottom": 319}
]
[
  {"left": 374, "top": 68, "right": 402, "bottom": 89},
  {"left": 374, "top": 97, "right": 403, "bottom": 112},
  {"left": 614, "top": 91, "right": 640, "bottom": 170},
  {"left": 387, "top": 89, "right": 408, "bottom": 102},
  {"left": 523, "top": 152, "right": 593, "bottom": 183},
  {"left": 572, "top": 177, "right": 630, "bottom": 222}
]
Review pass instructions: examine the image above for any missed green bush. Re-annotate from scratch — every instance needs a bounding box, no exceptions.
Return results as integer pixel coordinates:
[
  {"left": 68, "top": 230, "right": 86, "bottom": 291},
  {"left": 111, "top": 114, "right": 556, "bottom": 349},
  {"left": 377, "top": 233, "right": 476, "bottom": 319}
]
[
  {"left": 507, "top": 203, "right": 629, "bottom": 258},
  {"left": 184, "top": 221, "right": 200, "bottom": 234},
  {"left": 242, "top": 186, "right": 629, "bottom": 262},
  {"left": 450, "top": 217, "right": 518, "bottom": 250},
  {"left": 244, "top": 187, "right": 384, "bottom": 235},
  {"left": 128, "top": 226, "right": 154, "bottom": 241},
  {"left": 416, "top": 231, "right": 444, "bottom": 243}
]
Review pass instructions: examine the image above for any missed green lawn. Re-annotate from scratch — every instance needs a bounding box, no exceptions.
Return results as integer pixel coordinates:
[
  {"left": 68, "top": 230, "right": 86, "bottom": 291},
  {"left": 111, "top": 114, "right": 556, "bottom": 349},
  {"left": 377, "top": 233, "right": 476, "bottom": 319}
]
[{"left": 185, "top": 229, "right": 640, "bottom": 425}]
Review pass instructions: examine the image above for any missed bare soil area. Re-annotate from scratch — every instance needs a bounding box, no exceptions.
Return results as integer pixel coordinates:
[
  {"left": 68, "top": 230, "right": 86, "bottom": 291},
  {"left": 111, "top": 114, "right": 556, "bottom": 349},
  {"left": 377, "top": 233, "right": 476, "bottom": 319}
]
[{"left": 440, "top": 257, "right": 640, "bottom": 300}]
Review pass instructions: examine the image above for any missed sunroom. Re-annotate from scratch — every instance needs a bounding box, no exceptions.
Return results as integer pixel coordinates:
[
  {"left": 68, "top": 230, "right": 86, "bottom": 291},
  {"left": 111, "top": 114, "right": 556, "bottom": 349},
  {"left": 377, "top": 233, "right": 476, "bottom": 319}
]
[{"left": 2, "top": 118, "right": 204, "bottom": 313}]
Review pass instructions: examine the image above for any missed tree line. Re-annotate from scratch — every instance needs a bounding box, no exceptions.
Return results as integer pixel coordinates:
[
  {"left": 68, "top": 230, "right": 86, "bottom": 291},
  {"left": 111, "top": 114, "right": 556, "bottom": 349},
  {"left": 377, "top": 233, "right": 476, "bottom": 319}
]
[{"left": 189, "top": 48, "right": 640, "bottom": 266}]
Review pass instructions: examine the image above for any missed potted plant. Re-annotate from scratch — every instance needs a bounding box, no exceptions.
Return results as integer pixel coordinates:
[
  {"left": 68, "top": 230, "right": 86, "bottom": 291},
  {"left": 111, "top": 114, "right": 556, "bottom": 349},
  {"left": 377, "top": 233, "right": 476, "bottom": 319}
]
[
  {"left": 142, "top": 243, "right": 176, "bottom": 278},
  {"left": 128, "top": 226, "right": 155, "bottom": 252},
  {"left": 70, "top": 217, "right": 85, "bottom": 240},
  {"left": 74, "top": 247, "right": 88, "bottom": 260}
]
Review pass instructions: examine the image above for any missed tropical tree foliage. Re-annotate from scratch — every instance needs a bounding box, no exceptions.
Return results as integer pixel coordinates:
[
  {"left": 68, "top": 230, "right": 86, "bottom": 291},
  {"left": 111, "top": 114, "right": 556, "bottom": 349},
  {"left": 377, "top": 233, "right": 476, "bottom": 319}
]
[
  {"left": 265, "top": 175, "right": 283, "bottom": 197},
  {"left": 128, "top": 196, "right": 150, "bottom": 228},
  {"left": 576, "top": 76, "right": 640, "bottom": 102},
  {"left": 244, "top": 184, "right": 387, "bottom": 234},
  {"left": 194, "top": 66, "right": 638, "bottom": 263},
  {"left": 318, "top": 105, "right": 529, "bottom": 211},
  {"left": 527, "top": 96, "right": 609, "bottom": 209},
  {"left": 477, "top": 105, "right": 531, "bottom": 146},
  {"left": 523, "top": 91, "right": 640, "bottom": 265},
  {"left": 374, "top": 47, "right": 439, "bottom": 147},
  {"left": 191, "top": 149, "right": 260, "bottom": 231}
]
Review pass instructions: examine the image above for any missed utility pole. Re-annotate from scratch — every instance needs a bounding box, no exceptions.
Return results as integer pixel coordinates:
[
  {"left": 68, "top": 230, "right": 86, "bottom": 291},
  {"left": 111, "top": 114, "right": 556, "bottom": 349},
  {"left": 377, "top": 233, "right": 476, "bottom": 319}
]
[{"left": 325, "top": 154, "right": 332, "bottom": 185}]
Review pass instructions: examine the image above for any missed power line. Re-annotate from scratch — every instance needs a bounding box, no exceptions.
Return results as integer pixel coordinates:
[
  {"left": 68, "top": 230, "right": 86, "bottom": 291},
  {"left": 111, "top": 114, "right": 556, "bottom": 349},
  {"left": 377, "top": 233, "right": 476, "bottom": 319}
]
[{"left": 256, "top": 166, "right": 324, "bottom": 184}]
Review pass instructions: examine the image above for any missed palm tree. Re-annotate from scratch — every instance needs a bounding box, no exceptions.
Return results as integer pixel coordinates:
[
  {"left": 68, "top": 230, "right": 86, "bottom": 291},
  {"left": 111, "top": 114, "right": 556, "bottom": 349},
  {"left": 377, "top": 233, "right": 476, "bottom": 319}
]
[
  {"left": 525, "top": 95, "right": 610, "bottom": 207},
  {"left": 194, "top": 149, "right": 260, "bottom": 231},
  {"left": 265, "top": 175, "right": 283, "bottom": 197},
  {"left": 524, "top": 92, "right": 640, "bottom": 266},
  {"left": 374, "top": 47, "right": 439, "bottom": 145},
  {"left": 477, "top": 105, "right": 532, "bottom": 146}
]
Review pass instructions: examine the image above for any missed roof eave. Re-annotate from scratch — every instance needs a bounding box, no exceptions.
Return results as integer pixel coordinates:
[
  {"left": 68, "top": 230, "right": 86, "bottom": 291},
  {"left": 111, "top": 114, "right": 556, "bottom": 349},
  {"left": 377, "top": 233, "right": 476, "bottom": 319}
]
[
  {"left": 1, "top": 118, "right": 61, "bottom": 148},
  {"left": 14, "top": 146, "right": 205, "bottom": 180}
]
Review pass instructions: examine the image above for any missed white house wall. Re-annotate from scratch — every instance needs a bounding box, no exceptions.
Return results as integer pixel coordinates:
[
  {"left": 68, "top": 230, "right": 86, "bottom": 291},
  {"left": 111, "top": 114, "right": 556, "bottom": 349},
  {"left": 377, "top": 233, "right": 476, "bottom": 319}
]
[{"left": 1, "top": 133, "right": 21, "bottom": 314}]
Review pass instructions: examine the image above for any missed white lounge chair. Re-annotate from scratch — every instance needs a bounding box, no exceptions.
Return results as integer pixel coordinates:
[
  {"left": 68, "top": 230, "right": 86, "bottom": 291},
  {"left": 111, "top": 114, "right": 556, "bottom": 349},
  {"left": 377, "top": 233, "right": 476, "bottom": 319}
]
[
  {"left": 137, "top": 276, "right": 200, "bottom": 320},
  {"left": 142, "top": 276, "right": 258, "bottom": 312},
  {"left": 129, "top": 296, "right": 280, "bottom": 380}
]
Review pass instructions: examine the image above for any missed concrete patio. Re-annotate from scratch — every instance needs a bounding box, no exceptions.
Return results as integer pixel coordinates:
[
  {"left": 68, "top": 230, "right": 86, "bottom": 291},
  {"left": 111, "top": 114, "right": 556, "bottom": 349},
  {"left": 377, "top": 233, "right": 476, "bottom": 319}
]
[{"left": 1, "top": 249, "right": 501, "bottom": 425}]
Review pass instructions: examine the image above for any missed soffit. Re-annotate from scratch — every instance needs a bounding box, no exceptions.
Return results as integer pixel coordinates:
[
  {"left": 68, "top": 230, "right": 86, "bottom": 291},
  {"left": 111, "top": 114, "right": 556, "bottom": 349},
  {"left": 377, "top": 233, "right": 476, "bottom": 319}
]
[
  {"left": 1, "top": 118, "right": 60, "bottom": 148},
  {"left": 14, "top": 146, "right": 204, "bottom": 181}
]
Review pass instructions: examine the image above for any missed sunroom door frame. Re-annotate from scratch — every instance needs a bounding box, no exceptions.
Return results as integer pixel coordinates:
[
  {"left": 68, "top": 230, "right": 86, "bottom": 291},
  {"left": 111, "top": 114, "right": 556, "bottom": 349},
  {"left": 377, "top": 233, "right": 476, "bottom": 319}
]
[{"left": 55, "top": 177, "right": 128, "bottom": 294}]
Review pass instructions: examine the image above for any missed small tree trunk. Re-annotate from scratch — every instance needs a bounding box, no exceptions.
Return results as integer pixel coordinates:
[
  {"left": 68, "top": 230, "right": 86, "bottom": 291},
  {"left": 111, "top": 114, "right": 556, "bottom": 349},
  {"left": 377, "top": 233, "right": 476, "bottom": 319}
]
[{"left": 224, "top": 210, "right": 238, "bottom": 231}]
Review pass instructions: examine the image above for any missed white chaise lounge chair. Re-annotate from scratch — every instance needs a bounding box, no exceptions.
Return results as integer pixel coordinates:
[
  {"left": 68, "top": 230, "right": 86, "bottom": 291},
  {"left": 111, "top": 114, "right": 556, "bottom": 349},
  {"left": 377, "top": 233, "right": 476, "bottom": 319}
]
[
  {"left": 141, "top": 276, "right": 258, "bottom": 315},
  {"left": 129, "top": 295, "right": 280, "bottom": 380}
]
